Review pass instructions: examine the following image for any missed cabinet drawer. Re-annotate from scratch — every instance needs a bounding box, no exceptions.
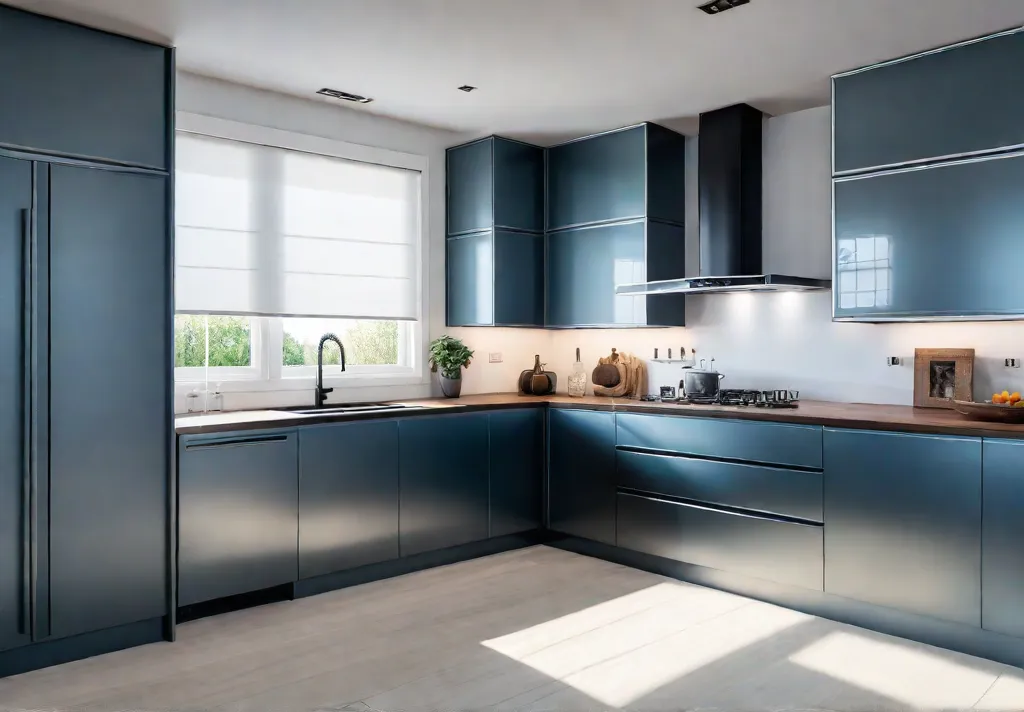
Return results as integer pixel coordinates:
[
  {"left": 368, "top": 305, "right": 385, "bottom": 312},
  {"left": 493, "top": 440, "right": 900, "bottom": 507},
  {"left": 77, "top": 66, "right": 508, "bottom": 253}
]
[
  {"left": 0, "top": 5, "right": 169, "bottom": 168},
  {"left": 616, "top": 450, "right": 822, "bottom": 522},
  {"left": 616, "top": 413, "right": 822, "bottom": 469},
  {"left": 834, "top": 30, "right": 1024, "bottom": 174},
  {"left": 616, "top": 493, "right": 823, "bottom": 590}
]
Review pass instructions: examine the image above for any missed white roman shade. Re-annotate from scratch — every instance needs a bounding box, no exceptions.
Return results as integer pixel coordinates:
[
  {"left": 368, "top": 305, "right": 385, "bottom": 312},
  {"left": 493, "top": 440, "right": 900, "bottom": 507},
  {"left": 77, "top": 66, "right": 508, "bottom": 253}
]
[{"left": 175, "top": 132, "right": 421, "bottom": 320}]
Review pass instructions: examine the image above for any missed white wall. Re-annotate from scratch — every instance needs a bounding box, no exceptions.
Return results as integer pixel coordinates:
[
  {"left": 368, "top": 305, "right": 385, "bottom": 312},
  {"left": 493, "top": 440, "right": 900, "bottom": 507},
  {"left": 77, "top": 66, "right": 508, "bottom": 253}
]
[
  {"left": 451, "top": 106, "right": 1024, "bottom": 405},
  {"left": 175, "top": 73, "right": 465, "bottom": 409}
]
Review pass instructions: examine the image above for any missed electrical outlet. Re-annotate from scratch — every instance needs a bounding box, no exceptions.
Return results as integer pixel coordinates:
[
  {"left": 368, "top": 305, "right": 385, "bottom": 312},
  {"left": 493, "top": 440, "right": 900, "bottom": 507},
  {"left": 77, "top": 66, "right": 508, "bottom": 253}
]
[
  {"left": 1006, "top": 358, "right": 1020, "bottom": 368},
  {"left": 488, "top": 352, "right": 502, "bottom": 364},
  {"left": 886, "top": 356, "right": 901, "bottom": 366}
]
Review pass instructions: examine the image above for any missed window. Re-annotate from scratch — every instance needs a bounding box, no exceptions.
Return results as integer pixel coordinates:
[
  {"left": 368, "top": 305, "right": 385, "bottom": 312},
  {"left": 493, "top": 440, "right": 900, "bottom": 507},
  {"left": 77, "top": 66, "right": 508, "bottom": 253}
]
[{"left": 173, "top": 113, "right": 427, "bottom": 396}]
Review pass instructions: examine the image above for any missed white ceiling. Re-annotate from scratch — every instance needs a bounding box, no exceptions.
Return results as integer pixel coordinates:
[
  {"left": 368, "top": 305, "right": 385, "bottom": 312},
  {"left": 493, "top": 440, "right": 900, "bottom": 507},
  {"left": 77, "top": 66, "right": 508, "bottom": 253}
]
[{"left": 9, "top": 0, "right": 1024, "bottom": 143}]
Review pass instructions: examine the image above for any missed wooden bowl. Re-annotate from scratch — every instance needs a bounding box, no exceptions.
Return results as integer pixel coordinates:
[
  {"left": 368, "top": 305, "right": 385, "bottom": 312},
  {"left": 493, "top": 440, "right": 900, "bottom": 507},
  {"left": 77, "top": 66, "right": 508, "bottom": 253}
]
[{"left": 951, "top": 400, "right": 1024, "bottom": 423}]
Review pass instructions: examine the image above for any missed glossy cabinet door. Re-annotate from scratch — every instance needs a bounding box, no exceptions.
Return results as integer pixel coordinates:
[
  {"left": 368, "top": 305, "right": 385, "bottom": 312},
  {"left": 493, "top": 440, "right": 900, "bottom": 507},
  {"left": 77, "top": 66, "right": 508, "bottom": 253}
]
[
  {"left": 447, "top": 139, "right": 493, "bottom": 235},
  {"left": 834, "top": 30, "right": 1024, "bottom": 174},
  {"left": 399, "top": 414, "right": 489, "bottom": 556},
  {"left": 48, "top": 166, "right": 169, "bottom": 638},
  {"left": 834, "top": 153, "right": 1024, "bottom": 320},
  {"left": 981, "top": 439, "right": 1024, "bottom": 638},
  {"left": 548, "top": 409, "right": 616, "bottom": 545},
  {"left": 179, "top": 431, "right": 299, "bottom": 607},
  {"left": 489, "top": 409, "right": 543, "bottom": 537},
  {"left": 0, "top": 157, "right": 31, "bottom": 652},
  {"left": 299, "top": 421, "right": 399, "bottom": 579},
  {"left": 0, "top": 5, "right": 169, "bottom": 168},
  {"left": 494, "top": 230, "right": 544, "bottom": 326},
  {"left": 493, "top": 138, "right": 544, "bottom": 233},
  {"left": 645, "top": 124, "right": 687, "bottom": 225},
  {"left": 446, "top": 231, "right": 494, "bottom": 326},
  {"left": 546, "top": 221, "right": 647, "bottom": 327},
  {"left": 823, "top": 428, "right": 981, "bottom": 626},
  {"left": 547, "top": 126, "right": 646, "bottom": 229},
  {"left": 617, "top": 493, "right": 823, "bottom": 590}
]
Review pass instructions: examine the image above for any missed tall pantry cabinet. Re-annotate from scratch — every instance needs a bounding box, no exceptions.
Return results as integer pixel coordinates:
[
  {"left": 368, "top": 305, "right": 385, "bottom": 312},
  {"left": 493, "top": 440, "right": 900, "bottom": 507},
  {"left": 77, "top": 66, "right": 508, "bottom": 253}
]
[{"left": 0, "top": 3, "right": 173, "bottom": 674}]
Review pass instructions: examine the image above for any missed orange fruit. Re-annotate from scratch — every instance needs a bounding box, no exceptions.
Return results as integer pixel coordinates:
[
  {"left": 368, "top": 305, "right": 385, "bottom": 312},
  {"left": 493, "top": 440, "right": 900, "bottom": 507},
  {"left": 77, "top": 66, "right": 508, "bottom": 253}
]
[
  {"left": 1003, "top": 390, "right": 1011, "bottom": 400},
  {"left": 1011, "top": 392, "right": 1022, "bottom": 404},
  {"left": 993, "top": 393, "right": 1005, "bottom": 404}
]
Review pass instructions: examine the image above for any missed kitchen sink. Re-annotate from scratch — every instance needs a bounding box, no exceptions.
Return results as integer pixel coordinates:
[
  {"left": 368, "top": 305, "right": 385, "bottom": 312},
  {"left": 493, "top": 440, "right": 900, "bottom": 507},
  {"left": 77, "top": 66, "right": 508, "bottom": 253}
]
[{"left": 288, "top": 403, "right": 425, "bottom": 415}]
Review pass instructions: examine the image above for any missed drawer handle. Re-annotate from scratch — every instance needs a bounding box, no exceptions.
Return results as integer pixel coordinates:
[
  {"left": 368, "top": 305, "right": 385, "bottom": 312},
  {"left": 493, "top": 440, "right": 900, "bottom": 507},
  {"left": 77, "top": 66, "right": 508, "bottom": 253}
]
[
  {"left": 617, "top": 489, "right": 823, "bottom": 527},
  {"left": 185, "top": 434, "right": 289, "bottom": 450}
]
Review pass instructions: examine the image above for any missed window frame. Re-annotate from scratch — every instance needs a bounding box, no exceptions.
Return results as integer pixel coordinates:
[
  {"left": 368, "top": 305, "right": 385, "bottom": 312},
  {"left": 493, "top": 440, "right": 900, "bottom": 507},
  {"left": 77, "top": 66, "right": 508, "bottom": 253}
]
[{"left": 174, "top": 112, "right": 430, "bottom": 400}]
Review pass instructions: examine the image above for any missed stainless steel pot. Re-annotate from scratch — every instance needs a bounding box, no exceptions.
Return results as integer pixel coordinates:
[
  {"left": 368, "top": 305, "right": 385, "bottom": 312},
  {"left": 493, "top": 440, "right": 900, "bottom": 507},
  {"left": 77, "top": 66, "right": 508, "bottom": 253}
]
[{"left": 681, "top": 369, "right": 725, "bottom": 399}]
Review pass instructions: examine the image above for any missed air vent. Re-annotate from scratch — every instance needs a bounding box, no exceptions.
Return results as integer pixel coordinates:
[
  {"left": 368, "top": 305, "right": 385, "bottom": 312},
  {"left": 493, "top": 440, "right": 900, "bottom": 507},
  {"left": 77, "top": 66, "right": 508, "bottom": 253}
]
[
  {"left": 698, "top": 0, "right": 750, "bottom": 14},
  {"left": 316, "top": 88, "right": 373, "bottom": 104}
]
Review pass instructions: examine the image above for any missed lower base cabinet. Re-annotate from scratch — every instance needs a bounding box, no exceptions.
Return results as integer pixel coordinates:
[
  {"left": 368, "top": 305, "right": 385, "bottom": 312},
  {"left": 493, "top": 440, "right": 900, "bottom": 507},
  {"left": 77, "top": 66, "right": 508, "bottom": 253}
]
[
  {"left": 399, "top": 414, "right": 489, "bottom": 556},
  {"left": 823, "top": 428, "right": 981, "bottom": 626},
  {"left": 299, "top": 421, "right": 399, "bottom": 580},
  {"left": 548, "top": 408, "right": 616, "bottom": 544},
  {"left": 982, "top": 439, "right": 1024, "bottom": 638},
  {"left": 489, "top": 409, "right": 543, "bottom": 536},
  {"left": 616, "top": 492, "right": 823, "bottom": 590},
  {"left": 178, "top": 430, "right": 299, "bottom": 606}
]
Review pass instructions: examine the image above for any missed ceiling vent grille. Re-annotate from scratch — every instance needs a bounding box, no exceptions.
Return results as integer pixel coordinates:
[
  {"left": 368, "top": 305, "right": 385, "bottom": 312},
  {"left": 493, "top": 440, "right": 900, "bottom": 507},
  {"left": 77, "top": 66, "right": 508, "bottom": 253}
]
[
  {"left": 698, "top": 0, "right": 750, "bottom": 15},
  {"left": 316, "top": 88, "right": 373, "bottom": 104}
]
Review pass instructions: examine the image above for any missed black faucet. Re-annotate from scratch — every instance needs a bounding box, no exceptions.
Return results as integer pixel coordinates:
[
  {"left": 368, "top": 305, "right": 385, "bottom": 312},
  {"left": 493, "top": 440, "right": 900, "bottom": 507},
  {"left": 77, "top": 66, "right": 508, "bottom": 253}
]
[{"left": 315, "top": 333, "right": 346, "bottom": 408}]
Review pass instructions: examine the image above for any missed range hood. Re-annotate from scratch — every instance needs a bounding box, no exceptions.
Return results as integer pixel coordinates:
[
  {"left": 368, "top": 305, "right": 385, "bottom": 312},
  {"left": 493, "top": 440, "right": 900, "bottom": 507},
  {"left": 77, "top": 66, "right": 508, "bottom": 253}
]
[{"left": 617, "top": 103, "right": 830, "bottom": 296}]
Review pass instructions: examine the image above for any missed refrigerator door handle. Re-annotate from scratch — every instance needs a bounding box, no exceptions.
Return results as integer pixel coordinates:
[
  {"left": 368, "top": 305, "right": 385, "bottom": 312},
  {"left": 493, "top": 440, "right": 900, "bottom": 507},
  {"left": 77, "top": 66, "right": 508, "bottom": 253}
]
[{"left": 19, "top": 207, "right": 32, "bottom": 638}]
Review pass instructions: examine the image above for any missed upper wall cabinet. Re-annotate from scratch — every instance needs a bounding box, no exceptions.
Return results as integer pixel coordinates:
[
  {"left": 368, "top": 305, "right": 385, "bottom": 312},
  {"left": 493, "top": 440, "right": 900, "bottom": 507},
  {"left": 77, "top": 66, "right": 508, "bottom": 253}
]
[
  {"left": 834, "top": 151, "right": 1024, "bottom": 320},
  {"left": 546, "top": 124, "right": 686, "bottom": 230},
  {"left": 447, "top": 136, "right": 544, "bottom": 235},
  {"left": 833, "top": 29, "right": 1024, "bottom": 175},
  {"left": 0, "top": 5, "right": 171, "bottom": 169}
]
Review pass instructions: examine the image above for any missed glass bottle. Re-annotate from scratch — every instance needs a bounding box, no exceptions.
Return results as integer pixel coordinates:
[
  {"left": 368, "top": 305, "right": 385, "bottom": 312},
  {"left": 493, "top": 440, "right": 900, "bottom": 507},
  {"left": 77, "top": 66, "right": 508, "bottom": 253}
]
[{"left": 568, "top": 348, "right": 587, "bottom": 398}]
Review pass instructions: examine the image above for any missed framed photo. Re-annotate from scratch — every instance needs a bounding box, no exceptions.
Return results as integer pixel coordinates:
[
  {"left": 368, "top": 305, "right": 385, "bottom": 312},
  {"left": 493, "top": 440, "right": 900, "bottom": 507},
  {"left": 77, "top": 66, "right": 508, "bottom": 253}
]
[{"left": 914, "top": 348, "right": 974, "bottom": 409}]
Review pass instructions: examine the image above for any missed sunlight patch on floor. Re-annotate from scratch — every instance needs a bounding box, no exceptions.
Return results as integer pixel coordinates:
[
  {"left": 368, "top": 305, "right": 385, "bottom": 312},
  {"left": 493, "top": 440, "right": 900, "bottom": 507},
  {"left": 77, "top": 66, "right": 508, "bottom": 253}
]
[
  {"left": 482, "top": 582, "right": 697, "bottom": 659},
  {"left": 789, "top": 630, "right": 997, "bottom": 709},
  {"left": 485, "top": 585, "right": 809, "bottom": 709}
]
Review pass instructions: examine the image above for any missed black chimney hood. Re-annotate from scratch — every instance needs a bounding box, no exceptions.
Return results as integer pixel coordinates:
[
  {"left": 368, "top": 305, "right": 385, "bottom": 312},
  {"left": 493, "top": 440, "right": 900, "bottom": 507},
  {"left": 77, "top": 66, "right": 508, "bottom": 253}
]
[{"left": 617, "top": 103, "right": 830, "bottom": 296}]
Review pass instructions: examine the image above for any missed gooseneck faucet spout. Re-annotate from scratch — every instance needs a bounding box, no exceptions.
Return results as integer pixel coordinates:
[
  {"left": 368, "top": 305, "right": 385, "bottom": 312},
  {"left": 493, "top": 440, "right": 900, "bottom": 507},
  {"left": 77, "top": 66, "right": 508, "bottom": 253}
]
[{"left": 315, "top": 333, "right": 346, "bottom": 408}]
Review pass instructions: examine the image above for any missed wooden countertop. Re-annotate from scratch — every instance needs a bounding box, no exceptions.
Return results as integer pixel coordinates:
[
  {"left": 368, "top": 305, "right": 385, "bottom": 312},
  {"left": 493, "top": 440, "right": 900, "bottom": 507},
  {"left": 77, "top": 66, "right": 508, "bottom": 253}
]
[{"left": 175, "top": 393, "right": 1024, "bottom": 438}]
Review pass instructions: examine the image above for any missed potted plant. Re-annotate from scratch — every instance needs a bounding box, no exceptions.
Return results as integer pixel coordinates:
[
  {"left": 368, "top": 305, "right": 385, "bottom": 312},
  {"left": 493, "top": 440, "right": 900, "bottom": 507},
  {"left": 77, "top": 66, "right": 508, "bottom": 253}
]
[{"left": 429, "top": 335, "right": 474, "bottom": 398}]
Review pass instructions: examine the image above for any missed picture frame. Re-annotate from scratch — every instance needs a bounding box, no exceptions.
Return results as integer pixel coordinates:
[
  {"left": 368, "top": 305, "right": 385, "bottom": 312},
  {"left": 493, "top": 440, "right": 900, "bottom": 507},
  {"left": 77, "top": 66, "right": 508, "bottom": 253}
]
[{"left": 913, "top": 348, "right": 974, "bottom": 409}]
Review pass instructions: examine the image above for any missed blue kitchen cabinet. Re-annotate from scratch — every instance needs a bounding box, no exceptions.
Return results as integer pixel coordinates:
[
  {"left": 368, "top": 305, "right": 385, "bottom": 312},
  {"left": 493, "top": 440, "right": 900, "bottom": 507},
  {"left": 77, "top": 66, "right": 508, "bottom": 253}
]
[
  {"left": 0, "top": 156, "right": 31, "bottom": 652},
  {"left": 981, "top": 439, "right": 1024, "bottom": 638},
  {"left": 823, "top": 428, "right": 982, "bottom": 626},
  {"left": 547, "top": 123, "right": 686, "bottom": 230},
  {"left": 446, "top": 231, "right": 493, "bottom": 326},
  {"left": 833, "top": 153, "right": 1024, "bottom": 321},
  {"left": 446, "top": 137, "right": 545, "bottom": 327},
  {"left": 448, "top": 229, "right": 544, "bottom": 327},
  {"left": 447, "top": 136, "right": 543, "bottom": 235},
  {"left": 0, "top": 5, "right": 171, "bottom": 168},
  {"left": 399, "top": 414, "right": 490, "bottom": 556},
  {"left": 546, "top": 220, "right": 647, "bottom": 327},
  {"left": 48, "top": 165, "right": 169, "bottom": 638},
  {"left": 447, "top": 139, "right": 493, "bottom": 236},
  {"left": 616, "top": 492, "right": 823, "bottom": 590},
  {"left": 299, "top": 421, "right": 400, "bottom": 579},
  {"left": 833, "top": 29, "right": 1024, "bottom": 175},
  {"left": 489, "top": 409, "right": 543, "bottom": 537},
  {"left": 547, "top": 126, "right": 647, "bottom": 229},
  {"left": 178, "top": 430, "right": 299, "bottom": 607},
  {"left": 548, "top": 408, "right": 616, "bottom": 545}
]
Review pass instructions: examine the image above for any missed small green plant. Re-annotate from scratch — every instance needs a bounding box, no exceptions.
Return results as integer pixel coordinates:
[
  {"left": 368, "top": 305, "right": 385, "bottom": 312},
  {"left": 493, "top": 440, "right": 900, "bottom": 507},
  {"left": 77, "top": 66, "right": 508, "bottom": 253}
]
[{"left": 428, "top": 335, "right": 474, "bottom": 380}]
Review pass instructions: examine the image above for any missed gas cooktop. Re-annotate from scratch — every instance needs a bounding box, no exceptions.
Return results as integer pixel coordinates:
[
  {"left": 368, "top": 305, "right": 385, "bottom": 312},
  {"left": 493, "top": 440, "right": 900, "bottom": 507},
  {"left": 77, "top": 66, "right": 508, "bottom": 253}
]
[{"left": 641, "top": 389, "right": 800, "bottom": 408}]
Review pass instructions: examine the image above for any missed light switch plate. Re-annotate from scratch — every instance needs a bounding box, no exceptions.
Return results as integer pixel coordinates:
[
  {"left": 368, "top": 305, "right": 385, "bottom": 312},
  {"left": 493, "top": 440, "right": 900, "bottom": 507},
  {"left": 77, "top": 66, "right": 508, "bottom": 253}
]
[{"left": 488, "top": 352, "right": 502, "bottom": 363}]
